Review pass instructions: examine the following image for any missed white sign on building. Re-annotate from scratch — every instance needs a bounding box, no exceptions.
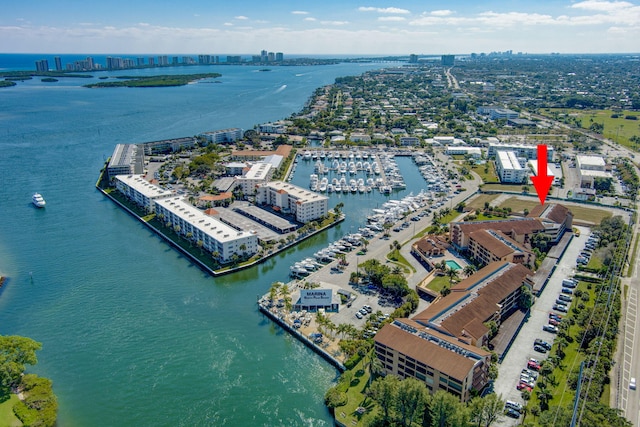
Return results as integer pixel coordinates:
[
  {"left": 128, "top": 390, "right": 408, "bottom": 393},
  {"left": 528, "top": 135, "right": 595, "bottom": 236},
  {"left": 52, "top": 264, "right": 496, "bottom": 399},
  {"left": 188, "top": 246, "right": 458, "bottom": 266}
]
[{"left": 299, "top": 289, "right": 332, "bottom": 306}]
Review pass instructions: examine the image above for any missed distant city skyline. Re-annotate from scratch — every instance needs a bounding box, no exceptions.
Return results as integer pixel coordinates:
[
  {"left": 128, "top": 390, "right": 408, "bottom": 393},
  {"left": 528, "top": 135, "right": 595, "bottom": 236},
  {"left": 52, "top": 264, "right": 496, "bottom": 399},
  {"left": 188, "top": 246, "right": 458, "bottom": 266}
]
[{"left": 1, "top": 0, "right": 639, "bottom": 55}]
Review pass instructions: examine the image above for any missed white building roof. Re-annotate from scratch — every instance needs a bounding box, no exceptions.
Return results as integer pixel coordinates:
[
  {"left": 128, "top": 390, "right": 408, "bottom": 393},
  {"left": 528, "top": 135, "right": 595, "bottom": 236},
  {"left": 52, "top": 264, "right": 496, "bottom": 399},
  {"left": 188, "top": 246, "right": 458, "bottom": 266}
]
[
  {"left": 263, "top": 181, "right": 328, "bottom": 204},
  {"left": 243, "top": 162, "right": 272, "bottom": 180},
  {"left": 155, "top": 197, "right": 255, "bottom": 243},
  {"left": 576, "top": 155, "right": 606, "bottom": 168},
  {"left": 497, "top": 151, "right": 523, "bottom": 170},
  {"left": 115, "top": 174, "right": 173, "bottom": 198},
  {"left": 527, "top": 160, "right": 555, "bottom": 178}
]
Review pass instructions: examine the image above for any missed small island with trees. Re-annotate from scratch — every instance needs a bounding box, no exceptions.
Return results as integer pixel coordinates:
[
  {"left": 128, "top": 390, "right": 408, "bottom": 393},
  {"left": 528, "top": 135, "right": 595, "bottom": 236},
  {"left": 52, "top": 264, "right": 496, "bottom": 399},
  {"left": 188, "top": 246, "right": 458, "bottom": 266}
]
[{"left": 84, "top": 73, "right": 222, "bottom": 88}]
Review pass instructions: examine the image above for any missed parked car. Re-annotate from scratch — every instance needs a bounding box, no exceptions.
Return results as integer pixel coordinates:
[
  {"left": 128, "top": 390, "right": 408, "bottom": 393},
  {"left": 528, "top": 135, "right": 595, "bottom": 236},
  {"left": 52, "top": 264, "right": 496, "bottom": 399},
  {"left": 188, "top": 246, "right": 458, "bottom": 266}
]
[
  {"left": 355, "top": 312, "right": 363, "bottom": 319},
  {"left": 535, "top": 339, "right": 552, "bottom": 351},
  {"left": 556, "top": 298, "right": 568, "bottom": 306},
  {"left": 631, "top": 377, "right": 637, "bottom": 390},
  {"left": 543, "top": 324, "right": 559, "bottom": 333},
  {"left": 561, "top": 287, "right": 573, "bottom": 295},
  {"left": 558, "top": 294, "right": 573, "bottom": 303},
  {"left": 517, "top": 381, "right": 533, "bottom": 392},
  {"left": 527, "top": 360, "right": 541, "bottom": 371},
  {"left": 505, "top": 408, "right": 520, "bottom": 418},
  {"left": 522, "top": 368, "right": 539, "bottom": 380},
  {"left": 554, "top": 304, "right": 569, "bottom": 313},
  {"left": 534, "top": 344, "right": 548, "bottom": 353},
  {"left": 549, "top": 312, "right": 563, "bottom": 320}
]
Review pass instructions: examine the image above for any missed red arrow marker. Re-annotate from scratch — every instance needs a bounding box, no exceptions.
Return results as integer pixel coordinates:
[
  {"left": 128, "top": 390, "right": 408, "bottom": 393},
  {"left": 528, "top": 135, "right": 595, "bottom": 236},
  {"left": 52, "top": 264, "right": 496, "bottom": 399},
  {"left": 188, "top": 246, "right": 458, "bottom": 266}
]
[{"left": 530, "top": 144, "right": 553, "bottom": 205}]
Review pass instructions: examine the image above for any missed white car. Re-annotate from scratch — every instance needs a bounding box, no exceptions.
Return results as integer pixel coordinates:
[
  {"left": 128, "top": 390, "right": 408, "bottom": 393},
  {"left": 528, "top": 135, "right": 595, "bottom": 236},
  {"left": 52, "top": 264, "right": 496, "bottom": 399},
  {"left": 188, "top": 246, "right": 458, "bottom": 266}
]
[{"left": 631, "top": 377, "right": 636, "bottom": 390}]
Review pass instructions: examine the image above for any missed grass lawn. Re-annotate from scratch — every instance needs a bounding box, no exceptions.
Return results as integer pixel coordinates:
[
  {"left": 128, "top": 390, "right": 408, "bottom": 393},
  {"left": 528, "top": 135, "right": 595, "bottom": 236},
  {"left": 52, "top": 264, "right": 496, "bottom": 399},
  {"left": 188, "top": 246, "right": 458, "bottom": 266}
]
[
  {"left": 540, "top": 108, "right": 640, "bottom": 150},
  {"left": 586, "top": 254, "right": 604, "bottom": 271},
  {"left": 426, "top": 274, "right": 451, "bottom": 293},
  {"left": 481, "top": 183, "right": 530, "bottom": 194},
  {"left": 465, "top": 213, "right": 507, "bottom": 222},
  {"left": 333, "top": 359, "right": 378, "bottom": 426},
  {"left": 465, "top": 194, "right": 500, "bottom": 211},
  {"left": 565, "top": 205, "right": 612, "bottom": 226},
  {"left": 495, "top": 197, "right": 539, "bottom": 215},
  {"left": 0, "top": 394, "right": 22, "bottom": 427},
  {"left": 387, "top": 249, "right": 416, "bottom": 274},
  {"left": 471, "top": 162, "right": 500, "bottom": 183}
]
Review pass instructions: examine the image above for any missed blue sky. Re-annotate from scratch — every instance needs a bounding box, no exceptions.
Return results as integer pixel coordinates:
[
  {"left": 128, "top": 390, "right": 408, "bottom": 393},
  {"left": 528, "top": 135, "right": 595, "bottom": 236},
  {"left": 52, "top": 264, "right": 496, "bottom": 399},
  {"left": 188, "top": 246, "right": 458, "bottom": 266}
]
[{"left": 1, "top": 0, "right": 639, "bottom": 54}]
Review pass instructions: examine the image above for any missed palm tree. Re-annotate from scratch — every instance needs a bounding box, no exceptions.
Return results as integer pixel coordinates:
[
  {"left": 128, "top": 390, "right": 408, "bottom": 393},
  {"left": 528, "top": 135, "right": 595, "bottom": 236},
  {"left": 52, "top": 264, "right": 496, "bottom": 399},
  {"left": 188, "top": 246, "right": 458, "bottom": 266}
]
[
  {"left": 445, "top": 267, "right": 459, "bottom": 285},
  {"left": 463, "top": 264, "right": 476, "bottom": 277}
]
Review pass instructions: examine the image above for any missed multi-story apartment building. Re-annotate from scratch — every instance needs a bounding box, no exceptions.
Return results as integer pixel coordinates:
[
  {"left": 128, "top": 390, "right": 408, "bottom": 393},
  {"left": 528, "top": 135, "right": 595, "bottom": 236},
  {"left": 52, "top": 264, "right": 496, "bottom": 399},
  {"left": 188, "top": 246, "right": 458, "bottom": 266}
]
[
  {"left": 468, "top": 229, "right": 536, "bottom": 267},
  {"left": 450, "top": 218, "right": 544, "bottom": 252},
  {"left": 255, "top": 182, "right": 328, "bottom": 223},
  {"left": 375, "top": 319, "right": 491, "bottom": 402},
  {"left": 236, "top": 163, "right": 273, "bottom": 195},
  {"left": 198, "top": 128, "right": 243, "bottom": 145},
  {"left": 487, "top": 142, "right": 554, "bottom": 161},
  {"left": 376, "top": 261, "right": 534, "bottom": 401},
  {"left": 107, "top": 144, "right": 144, "bottom": 180},
  {"left": 114, "top": 174, "right": 173, "bottom": 213},
  {"left": 495, "top": 150, "right": 528, "bottom": 183},
  {"left": 154, "top": 197, "right": 258, "bottom": 262}
]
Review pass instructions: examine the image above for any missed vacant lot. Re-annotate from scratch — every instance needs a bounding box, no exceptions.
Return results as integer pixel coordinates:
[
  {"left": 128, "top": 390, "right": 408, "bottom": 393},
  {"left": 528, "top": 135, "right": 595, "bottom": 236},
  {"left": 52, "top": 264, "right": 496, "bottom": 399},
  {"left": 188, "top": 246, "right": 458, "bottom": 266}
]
[
  {"left": 496, "top": 197, "right": 613, "bottom": 225},
  {"left": 465, "top": 194, "right": 500, "bottom": 211},
  {"left": 541, "top": 108, "right": 640, "bottom": 150}
]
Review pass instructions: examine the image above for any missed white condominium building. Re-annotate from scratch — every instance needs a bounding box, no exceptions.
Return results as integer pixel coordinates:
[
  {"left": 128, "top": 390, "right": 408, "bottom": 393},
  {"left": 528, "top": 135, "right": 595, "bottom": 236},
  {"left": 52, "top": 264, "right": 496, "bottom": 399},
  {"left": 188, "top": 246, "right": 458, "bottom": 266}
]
[
  {"left": 114, "top": 174, "right": 173, "bottom": 213},
  {"left": 236, "top": 163, "right": 273, "bottom": 195},
  {"left": 488, "top": 143, "right": 554, "bottom": 161},
  {"left": 198, "top": 128, "right": 243, "bottom": 144},
  {"left": 154, "top": 197, "right": 258, "bottom": 262},
  {"left": 256, "top": 181, "right": 328, "bottom": 223},
  {"left": 495, "top": 151, "right": 528, "bottom": 183}
]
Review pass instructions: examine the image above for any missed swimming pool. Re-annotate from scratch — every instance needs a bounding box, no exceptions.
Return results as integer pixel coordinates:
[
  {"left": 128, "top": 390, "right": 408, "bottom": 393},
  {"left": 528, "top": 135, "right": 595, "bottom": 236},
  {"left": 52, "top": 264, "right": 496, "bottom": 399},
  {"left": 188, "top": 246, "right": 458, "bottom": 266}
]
[{"left": 445, "top": 260, "right": 462, "bottom": 270}]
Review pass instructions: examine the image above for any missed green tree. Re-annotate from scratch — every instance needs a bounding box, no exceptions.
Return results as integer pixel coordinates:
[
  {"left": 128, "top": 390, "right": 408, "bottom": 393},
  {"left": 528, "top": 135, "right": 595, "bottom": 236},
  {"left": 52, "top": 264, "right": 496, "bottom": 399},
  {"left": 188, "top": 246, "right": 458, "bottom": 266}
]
[
  {"left": 0, "top": 335, "right": 42, "bottom": 387},
  {"left": 369, "top": 375, "right": 400, "bottom": 423},
  {"left": 12, "top": 374, "right": 58, "bottom": 427},
  {"left": 395, "top": 378, "right": 428, "bottom": 427},
  {"left": 430, "top": 390, "right": 463, "bottom": 427}
]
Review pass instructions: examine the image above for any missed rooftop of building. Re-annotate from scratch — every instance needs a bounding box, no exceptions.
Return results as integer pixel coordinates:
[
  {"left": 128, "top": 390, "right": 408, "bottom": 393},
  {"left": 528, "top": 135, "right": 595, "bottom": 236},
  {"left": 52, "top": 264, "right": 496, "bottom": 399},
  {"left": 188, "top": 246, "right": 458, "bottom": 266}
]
[
  {"left": 155, "top": 197, "right": 255, "bottom": 243},
  {"left": 528, "top": 203, "right": 572, "bottom": 225},
  {"left": 451, "top": 217, "right": 545, "bottom": 236},
  {"left": 260, "top": 181, "right": 328, "bottom": 203},
  {"left": 576, "top": 154, "right": 606, "bottom": 166},
  {"left": 413, "top": 261, "right": 533, "bottom": 339},
  {"left": 496, "top": 150, "right": 524, "bottom": 170},
  {"left": 114, "top": 174, "right": 173, "bottom": 198},
  {"left": 375, "top": 319, "right": 489, "bottom": 381},
  {"left": 468, "top": 229, "right": 530, "bottom": 258}
]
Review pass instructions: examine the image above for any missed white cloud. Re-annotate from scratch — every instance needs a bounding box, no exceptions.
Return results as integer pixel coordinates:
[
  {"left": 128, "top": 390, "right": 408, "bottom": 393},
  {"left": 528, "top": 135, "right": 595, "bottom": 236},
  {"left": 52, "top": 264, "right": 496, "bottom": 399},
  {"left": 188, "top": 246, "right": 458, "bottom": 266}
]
[
  {"left": 138, "top": 22, "right": 150, "bottom": 27},
  {"left": 235, "top": 16, "right": 249, "bottom": 20},
  {"left": 571, "top": 1, "right": 633, "bottom": 12},
  {"left": 320, "top": 21, "right": 349, "bottom": 26},
  {"left": 358, "top": 7, "right": 410, "bottom": 14},
  {"left": 304, "top": 17, "right": 317, "bottom": 22},
  {"left": 291, "top": 11, "right": 309, "bottom": 15},
  {"left": 224, "top": 22, "right": 233, "bottom": 26},
  {"left": 378, "top": 16, "right": 406, "bottom": 22},
  {"left": 430, "top": 10, "right": 453, "bottom": 17}
]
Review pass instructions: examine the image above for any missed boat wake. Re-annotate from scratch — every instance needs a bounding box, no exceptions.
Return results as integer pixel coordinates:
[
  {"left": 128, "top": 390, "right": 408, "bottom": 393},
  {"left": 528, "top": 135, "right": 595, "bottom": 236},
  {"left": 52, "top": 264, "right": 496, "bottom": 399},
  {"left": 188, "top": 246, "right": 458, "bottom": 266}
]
[{"left": 274, "top": 84, "right": 287, "bottom": 93}]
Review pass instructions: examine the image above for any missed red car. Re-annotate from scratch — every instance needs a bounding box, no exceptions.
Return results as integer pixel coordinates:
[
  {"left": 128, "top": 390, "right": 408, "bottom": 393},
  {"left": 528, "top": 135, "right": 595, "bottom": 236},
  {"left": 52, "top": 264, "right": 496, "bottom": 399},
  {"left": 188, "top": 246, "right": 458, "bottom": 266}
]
[
  {"left": 517, "top": 381, "right": 533, "bottom": 392},
  {"left": 527, "top": 361, "right": 541, "bottom": 371},
  {"left": 548, "top": 318, "right": 560, "bottom": 326},
  {"left": 549, "top": 312, "right": 562, "bottom": 319}
]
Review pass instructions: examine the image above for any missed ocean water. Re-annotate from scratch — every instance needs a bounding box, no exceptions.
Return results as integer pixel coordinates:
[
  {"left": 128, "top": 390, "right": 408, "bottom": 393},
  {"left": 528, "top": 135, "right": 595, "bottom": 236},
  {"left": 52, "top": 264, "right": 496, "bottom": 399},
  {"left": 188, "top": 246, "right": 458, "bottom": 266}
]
[{"left": 0, "top": 55, "right": 424, "bottom": 426}]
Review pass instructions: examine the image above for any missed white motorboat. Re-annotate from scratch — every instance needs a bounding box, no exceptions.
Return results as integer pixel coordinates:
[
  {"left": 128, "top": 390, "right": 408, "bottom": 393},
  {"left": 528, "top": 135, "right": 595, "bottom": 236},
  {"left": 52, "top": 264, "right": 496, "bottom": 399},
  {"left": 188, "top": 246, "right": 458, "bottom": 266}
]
[{"left": 32, "top": 193, "right": 46, "bottom": 208}]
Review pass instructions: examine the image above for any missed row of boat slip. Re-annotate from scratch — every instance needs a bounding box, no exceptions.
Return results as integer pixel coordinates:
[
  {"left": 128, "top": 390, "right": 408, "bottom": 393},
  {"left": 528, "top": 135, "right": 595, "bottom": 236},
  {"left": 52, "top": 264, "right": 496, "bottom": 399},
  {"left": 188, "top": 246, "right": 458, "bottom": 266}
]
[
  {"left": 366, "top": 190, "right": 435, "bottom": 225},
  {"left": 412, "top": 153, "right": 451, "bottom": 194},
  {"left": 378, "top": 153, "right": 406, "bottom": 190},
  {"left": 301, "top": 150, "right": 371, "bottom": 162},
  {"left": 290, "top": 233, "right": 366, "bottom": 277},
  {"left": 313, "top": 159, "right": 381, "bottom": 176}
]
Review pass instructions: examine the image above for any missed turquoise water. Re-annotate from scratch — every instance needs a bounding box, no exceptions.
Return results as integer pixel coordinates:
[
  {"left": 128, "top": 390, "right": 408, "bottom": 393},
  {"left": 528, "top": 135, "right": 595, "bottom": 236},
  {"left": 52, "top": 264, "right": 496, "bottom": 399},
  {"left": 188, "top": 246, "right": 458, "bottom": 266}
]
[
  {"left": 0, "top": 57, "right": 427, "bottom": 426},
  {"left": 445, "top": 260, "right": 462, "bottom": 270}
]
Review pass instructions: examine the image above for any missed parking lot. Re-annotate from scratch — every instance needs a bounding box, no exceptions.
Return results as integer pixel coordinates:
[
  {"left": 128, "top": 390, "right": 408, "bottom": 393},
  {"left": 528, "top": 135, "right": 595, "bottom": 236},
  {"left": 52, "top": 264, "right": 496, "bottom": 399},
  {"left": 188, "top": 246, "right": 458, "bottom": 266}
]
[{"left": 493, "top": 225, "right": 591, "bottom": 425}]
